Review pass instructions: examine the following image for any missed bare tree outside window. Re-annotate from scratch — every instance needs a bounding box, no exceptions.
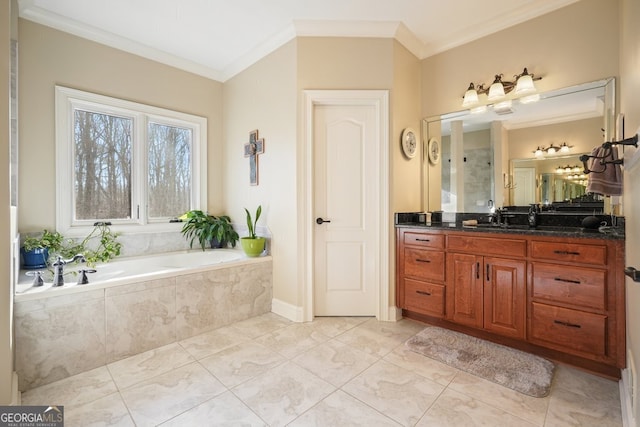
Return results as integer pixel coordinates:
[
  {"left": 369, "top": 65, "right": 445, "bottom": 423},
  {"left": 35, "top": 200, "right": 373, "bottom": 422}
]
[
  {"left": 148, "top": 122, "right": 192, "bottom": 218},
  {"left": 58, "top": 85, "right": 206, "bottom": 232},
  {"left": 74, "top": 110, "right": 132, "bottom": 220}
]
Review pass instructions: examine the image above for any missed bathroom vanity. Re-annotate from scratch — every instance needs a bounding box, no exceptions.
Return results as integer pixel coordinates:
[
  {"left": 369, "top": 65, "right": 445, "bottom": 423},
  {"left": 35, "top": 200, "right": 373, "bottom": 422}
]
[{"left": 396, "top": 222, "right": 625, "bottom": 378}]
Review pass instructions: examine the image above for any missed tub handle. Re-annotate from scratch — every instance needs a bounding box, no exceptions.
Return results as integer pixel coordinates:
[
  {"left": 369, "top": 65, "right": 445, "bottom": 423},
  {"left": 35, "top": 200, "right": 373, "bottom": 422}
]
[
  {"left": 77, "top": 269, "right": 97, "bottom": 285},
  {"left": 25, "top": 270, "right": 45, "bottom": 287}
]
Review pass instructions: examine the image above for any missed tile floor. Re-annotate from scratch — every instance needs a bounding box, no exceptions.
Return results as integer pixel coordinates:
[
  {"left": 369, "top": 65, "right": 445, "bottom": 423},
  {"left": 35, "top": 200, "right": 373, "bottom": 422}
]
[{"left": 21, "top": 314, "right": 623, "bottom": 426}]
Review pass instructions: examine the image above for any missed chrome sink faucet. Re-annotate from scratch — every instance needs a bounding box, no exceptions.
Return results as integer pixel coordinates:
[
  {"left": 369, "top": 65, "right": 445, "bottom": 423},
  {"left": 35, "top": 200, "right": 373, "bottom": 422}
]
[{"left": 52, "top": 254, "right": 86, "bottom": 287}]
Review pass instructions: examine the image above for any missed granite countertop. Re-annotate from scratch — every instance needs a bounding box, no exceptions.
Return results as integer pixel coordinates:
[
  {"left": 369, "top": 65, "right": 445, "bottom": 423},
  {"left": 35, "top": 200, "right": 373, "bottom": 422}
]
[{"left": 395, "top": 221, "right": 625, "bottom": 241}]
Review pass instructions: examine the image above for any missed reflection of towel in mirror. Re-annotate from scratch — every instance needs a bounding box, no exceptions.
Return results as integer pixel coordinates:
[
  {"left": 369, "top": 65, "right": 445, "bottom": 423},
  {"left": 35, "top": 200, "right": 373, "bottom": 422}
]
[{"left": 586, "top": 145, "right": 622, "bottom": 196}]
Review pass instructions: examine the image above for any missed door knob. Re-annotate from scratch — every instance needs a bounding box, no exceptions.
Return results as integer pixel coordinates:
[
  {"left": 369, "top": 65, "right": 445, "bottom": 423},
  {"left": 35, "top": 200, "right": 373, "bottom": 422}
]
[{"left": 316, "top": 217, "right": 331, "bottom": 225}]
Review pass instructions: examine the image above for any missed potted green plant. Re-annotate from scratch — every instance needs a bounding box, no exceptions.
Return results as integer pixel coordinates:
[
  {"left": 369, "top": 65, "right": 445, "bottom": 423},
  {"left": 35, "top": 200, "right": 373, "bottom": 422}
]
[
  {"left": 241, "top": 205, "right": 265, "bottom": 257},
  {"left": 21, "top": 229, "right": 65, "bottom": 269},
  {"left": 180, "top": 210, "right": 239, "bottom": 250}
]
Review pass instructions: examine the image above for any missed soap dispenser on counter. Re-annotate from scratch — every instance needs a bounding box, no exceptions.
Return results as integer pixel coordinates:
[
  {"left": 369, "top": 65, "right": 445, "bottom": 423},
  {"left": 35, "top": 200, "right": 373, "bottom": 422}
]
[{"left": 528, "top": 204, "right": 539, "bottom": 228}]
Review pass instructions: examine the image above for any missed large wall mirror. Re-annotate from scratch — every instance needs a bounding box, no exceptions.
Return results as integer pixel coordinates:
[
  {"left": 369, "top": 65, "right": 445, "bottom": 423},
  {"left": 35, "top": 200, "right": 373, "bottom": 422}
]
[{"left": 423, "top": 77, "right": 616, "bottom": 213}]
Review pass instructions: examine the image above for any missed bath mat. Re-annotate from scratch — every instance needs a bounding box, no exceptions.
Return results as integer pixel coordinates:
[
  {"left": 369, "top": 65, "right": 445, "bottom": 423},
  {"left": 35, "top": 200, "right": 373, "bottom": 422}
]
[{"left": 405, "top": 327, "right": 554, "bottom": 397}]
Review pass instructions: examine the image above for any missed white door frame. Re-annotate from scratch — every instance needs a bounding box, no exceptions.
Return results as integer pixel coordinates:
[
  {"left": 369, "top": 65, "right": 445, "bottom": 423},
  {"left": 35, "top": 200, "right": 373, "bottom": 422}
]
[{"left": 301, "top": 90, "right": 390, "bottom": 322}]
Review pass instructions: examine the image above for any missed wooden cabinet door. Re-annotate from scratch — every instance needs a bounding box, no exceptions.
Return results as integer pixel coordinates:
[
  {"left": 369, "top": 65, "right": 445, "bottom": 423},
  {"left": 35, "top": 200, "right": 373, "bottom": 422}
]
[
  {"left": 446, "top": 252, "right": 483, "bottom": 328},
  {"left": 483, "top": 257, "right": 526, "bottom": 339}
]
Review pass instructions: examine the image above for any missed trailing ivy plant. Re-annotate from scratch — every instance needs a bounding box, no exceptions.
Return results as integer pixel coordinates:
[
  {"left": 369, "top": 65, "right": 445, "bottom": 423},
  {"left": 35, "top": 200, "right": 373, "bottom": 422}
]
[
  {"left": 22, "top": 229, "right": 65, "bottom": 253},
  {"left": 61, "top": 222, "right": 122, "bottom": 265},
  {"left": 21, "top": 223, "right": 122, "bottom": 267}
]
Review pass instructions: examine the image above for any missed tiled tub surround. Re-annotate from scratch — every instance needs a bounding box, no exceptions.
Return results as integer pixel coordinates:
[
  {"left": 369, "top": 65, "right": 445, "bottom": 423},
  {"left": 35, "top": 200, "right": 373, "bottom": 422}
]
[{"left": 14, "top": 253, "right": 272, "bottom": 391}]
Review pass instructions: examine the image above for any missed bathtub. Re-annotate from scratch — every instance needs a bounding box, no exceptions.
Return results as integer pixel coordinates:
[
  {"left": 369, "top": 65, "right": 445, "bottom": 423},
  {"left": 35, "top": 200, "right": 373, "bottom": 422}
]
[
  {"left": 14, "top": 248, "right": 273, "bottom": 391},
  {"left": 16, "top": 248, "right": 249, "bottom": 300}
]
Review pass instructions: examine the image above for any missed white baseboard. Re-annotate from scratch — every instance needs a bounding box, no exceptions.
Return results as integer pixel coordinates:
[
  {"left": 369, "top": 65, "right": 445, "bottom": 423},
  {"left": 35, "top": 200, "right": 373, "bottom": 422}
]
[
  {"left": 271, "top": 300, "right": 403, "bottom": 323},
  {"left": 387, "top": 306, "right": 402, "bottom": 321},
  {"left": 271, "top": 298, "right": 304, "bottom": 322},
  {"left": 620, "top": 368, "right": 635, "bottom": 427},
  {"left": 11, "top": 372, "right": 20, "bottom": 405}
]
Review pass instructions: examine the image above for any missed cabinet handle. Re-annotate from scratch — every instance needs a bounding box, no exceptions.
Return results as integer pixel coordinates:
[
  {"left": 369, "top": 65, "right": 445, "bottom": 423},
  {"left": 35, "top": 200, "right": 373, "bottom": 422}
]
[
  {"left": 416, "top": 290, "right": 432, "bottom": 296},
  {"left": 415, "top": 238, "right": 431, "bottom": 242},
  {"left": 554, "top": 277, "right": 581, "bottom": 284},
  {"left": 553, "top": 320, "right": 581, "bottom": 328},
  {"left": 486, "top": 264, "right": 490, "bottom": 281},
  {"left": 476, "top": 262, "right": 480, "bottom": 279},
  {"left": 553, "top": 250, "right": 581, "bottom": 256},
  {"left": 416, "top": 259, "right": 431, "bottom": 263}
]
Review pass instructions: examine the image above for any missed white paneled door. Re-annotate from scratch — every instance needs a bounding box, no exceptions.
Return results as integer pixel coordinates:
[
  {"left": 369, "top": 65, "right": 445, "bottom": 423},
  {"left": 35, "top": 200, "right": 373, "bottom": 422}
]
[
  {"left": 513, "top": 167, "right": 536, "bottom": 205},
  {"left": 312, "top": 102, "right": 379, "bottom": 316}
]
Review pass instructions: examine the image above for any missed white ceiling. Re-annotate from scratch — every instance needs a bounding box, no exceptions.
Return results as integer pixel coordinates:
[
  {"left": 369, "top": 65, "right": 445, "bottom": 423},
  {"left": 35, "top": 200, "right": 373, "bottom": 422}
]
[{"left": 18, "top": 0, "right": 579, "bottom": 81}]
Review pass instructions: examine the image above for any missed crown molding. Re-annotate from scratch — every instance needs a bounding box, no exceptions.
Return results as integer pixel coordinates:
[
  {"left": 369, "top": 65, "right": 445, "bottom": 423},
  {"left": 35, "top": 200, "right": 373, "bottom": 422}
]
[
  {"left": 291, "top": 20, "right": 424, "bottom": 58},
  {"left": 19, "top": 8, "right": 428, "bottom": 82},
  {"left": 19, "top": 2, "right": 575, "bottom": 82},
  {"left": 421, "top": 0, "right": 579, "bottom": 57},
  {"left": 19, "top": 5, "right": 225, "bottom": 81},
  {"left": 219, "top": 23, "right": 298, "bottom": 82}
]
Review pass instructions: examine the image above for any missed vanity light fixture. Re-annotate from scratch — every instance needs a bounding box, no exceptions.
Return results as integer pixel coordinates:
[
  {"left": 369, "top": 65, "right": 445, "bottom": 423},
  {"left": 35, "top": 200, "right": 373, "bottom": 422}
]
[
  {"left": 487, "top": 75, "right": 507, "bottom": 101},
  {"left": 461, "top": 67, "right": 542, "bottom": 110},
  {"left": 559, "top": 142, "right": 572, "bottom": 153},
  {"left": 533, "top": 143, "right": 562, "bottom": 157}
]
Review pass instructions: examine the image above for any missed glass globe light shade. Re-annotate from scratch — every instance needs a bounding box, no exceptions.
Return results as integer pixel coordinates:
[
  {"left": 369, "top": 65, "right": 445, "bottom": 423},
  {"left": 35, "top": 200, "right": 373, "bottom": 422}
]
[
  {"left": 487, "top": 81, "right": 505, "bottom": 101},
  {"left": 515, "top": 73, "right": 536, "bottom": 95},
  {"left": 462, "top": 85, "right": 479, "bottom": 107}
]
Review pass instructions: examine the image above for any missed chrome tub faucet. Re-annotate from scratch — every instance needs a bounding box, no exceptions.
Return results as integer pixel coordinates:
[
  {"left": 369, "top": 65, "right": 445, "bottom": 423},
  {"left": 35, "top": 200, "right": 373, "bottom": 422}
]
[{"left": 52, "top": 254, "right": 86, "bottom": 287}]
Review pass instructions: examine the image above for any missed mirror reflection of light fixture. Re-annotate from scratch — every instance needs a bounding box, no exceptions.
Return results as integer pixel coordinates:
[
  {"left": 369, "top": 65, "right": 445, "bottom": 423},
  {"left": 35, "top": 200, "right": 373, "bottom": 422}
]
[
  {"left": 461, "top": 67, "right": 542, "bottom": 110},
  {"left": 555, "top": 164, "right": 583, "bottom": 175}
]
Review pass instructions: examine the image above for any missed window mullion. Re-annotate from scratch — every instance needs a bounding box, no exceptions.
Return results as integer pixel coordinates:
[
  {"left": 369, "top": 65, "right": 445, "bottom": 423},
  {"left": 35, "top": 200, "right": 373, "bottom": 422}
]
[{"left": 133, "top": 114, "right": 147, "bottom": 225}]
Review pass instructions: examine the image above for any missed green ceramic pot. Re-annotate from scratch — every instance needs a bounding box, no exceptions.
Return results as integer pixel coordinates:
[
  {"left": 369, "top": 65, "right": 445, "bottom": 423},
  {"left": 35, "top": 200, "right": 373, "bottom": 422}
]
[{"left": 240, "top": 237, "right": 265, "bottom": 257}]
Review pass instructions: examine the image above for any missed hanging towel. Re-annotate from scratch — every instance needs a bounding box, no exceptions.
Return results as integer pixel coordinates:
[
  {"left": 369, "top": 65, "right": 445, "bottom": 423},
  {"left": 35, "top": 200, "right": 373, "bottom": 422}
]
[{"left": 586, "top": 145, "right": 623, "bottom": 196}]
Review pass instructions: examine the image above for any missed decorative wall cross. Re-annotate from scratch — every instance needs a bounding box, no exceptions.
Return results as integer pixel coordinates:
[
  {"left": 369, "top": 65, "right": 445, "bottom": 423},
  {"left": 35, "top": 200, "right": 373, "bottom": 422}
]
[{"left": 243, "top": 129, "right": 265, "bottom": 186}]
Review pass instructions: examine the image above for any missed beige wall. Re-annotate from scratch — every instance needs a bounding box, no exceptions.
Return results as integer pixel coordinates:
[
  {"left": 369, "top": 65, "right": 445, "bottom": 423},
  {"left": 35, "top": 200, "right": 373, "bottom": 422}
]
[
  {"left": 421, "top": 0, "right": 619, "bottom": 119},
  {"left": 391, "top": 40, "right": 422, "bottom": 309},
  {"left": 421, "top": 0, "right": 619, "bottom": 211},
  {"left": 0, "top": 0, "right": 13, "bottom": 406},
  {"left": 222, "top": 40, "right": 298, "bottom": 307},
  {"left": 297, "top": 37, "right": 393, "bottom": 90},
  {"left": 620, "top": 0, "right": 640, "bottom": 416},
  {"left": 392, "top": 40, "right": 423, "bottom": 213},
  {"left": 18, "top": 19, "right": 224, "bottom": 232},
  {"left": 507, "top": 117, "right": 604, "bottom": 159}
]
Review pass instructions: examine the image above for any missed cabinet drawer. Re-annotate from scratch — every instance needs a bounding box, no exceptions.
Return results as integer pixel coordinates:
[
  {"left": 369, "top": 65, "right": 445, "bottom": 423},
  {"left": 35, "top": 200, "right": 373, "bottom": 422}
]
[
  {"left": 403, "top": 232, "right": 444, "bottom": 249},
  {"left": 530, "top": 302, "right": 606, "bottom": 357},
  {"left": 404, "top": 279, "right": 445, "bottom": 318},
  {"left": 447, "top": 234, "right": 526, "bottom": 258},
  {"left": 531, "top": 263, "right": 606, "bottom": 311},
  {"left": 404, "top": 248, "right": 445, "bottom": 282},
  {"left": 530, "top": 241, "right": 607, "bottom": 265}
]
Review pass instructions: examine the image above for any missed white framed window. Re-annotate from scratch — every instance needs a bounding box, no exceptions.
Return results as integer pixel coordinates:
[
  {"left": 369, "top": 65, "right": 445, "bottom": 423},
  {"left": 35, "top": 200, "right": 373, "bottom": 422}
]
[{"left": 55, "top": 86, "right": 207, "bottom": 236}]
